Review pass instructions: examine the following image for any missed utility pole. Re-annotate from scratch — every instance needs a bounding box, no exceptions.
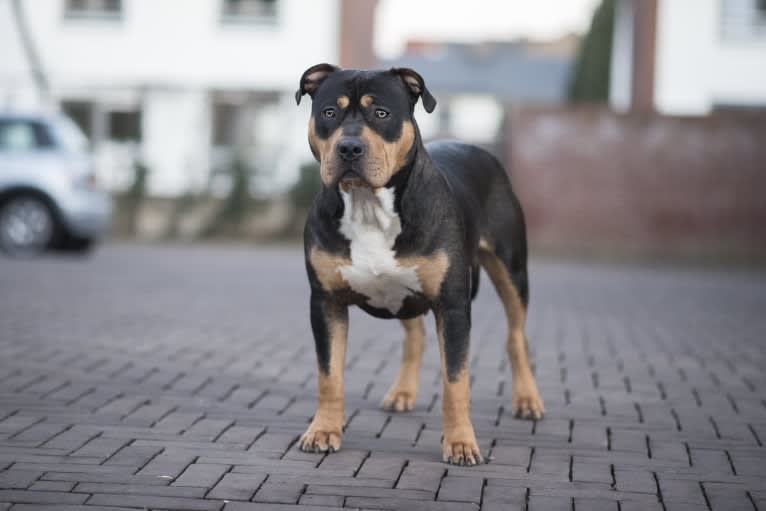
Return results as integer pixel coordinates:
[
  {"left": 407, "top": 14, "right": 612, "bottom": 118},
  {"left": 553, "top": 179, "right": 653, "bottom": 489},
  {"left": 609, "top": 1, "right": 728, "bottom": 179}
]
[{"left": 338, "top": 0, "right": 379, "bottom": 69}]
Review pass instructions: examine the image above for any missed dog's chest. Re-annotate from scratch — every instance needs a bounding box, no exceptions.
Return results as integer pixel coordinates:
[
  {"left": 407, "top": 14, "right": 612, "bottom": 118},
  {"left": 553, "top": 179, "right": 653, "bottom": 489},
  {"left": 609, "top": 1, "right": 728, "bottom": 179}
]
[{"left": 337, "top": 187, "right": 421, "bottom": 314}]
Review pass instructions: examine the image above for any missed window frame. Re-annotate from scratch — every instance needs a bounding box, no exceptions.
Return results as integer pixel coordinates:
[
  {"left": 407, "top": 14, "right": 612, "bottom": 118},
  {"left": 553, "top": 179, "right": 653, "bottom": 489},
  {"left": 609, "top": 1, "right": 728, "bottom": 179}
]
[
  {"left": 63, "top": 0, "right": 123, "bottom": 22},
  {"left": 220, "top": 0, "right": 279, "bottom": 26},
  {"left": 0, "top": 120, "right": 56, "bottom": 153},
  {"left": 720, "top": 0, "right": 766, "bottom": 41}
]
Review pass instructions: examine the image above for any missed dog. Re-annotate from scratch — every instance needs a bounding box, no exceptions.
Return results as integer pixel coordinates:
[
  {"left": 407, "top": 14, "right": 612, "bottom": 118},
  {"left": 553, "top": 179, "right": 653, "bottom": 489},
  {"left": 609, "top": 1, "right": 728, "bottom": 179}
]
[{"left": 295, "top": 64, "right": 543, "bottom": 465}]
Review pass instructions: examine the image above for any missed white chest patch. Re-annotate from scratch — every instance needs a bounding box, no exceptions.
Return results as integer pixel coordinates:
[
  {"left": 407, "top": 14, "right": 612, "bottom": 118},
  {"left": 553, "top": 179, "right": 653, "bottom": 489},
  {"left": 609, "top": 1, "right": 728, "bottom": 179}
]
[{"left": 337, "top": 186, "right": 421, "bottom": 314}]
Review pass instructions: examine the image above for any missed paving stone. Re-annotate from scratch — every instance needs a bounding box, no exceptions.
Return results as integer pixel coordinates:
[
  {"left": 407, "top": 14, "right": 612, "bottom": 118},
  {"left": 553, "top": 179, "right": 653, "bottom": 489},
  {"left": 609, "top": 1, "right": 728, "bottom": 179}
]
[
  {"left": 252, "top": 480, "right": 305, "bottom": 504},
  {"left": 39, "top": 428, "right": 94, "bottom": 453},
  {"left": 173, "top": 463, "right": 230, "bottom": 488},
  {"left": 619, "top": 502, "right": 664, "bottom": 511},
  {"left": 86, "top": 493, "right": 223, "bottom": 510},
  {"left": 223, "top": 503, "right": 344, "bottom": 511},
  {"left": 614, "top": 469, "right": 656, "bottom": 494},
  {"left": 40, "top": 471, "right": 171, "bottom": 486},
  {"left": 70, "top": 437, "right": 129, "bottom": 459},
  {"left": 136, "top": 452, "right": 196, "bottom": 479},
  {"left": 102, "top": 444, "right": 162, "bottom": 467},
  {"left": 9, "top": 462, "right": 131, "bottom": 474},
  {"left": 703, "top": 483, "right": 755, "bottom": 511},
  {"left": 6, "top": 425, "right": 69, "bottom": 447},
  {"left": 437, "top": 475, "right": 483, "bottom": 502},
  {"left": 573, "top": 498, "right": 618, "bottom": 511},
  {"left": 395, "top": 462, "right": 445, "bottom": 491},
  {"left": 0, "top": 490, "right": 87, "bottom": 505},
  {"left": 354, "top": 453, "right": 407, "bottom": 481},
  {"left": 73, "top": 481, "right": 208, "bottom": 498},
  {"left": 0, "top": 470, "right": 40, "bottom": 489},
  {"left": 9, "top": 505, "right": 139, "bottom": 511},
  {"left": 306, "top": 484, "right": 433, "bottom": 500},
  {"left": 663, "top": 502, "right": 706, "bottom": 511},
  {"left": 658, "top": 479, "right": 706, "bottom": 505},
  {"left": 0, "top": 245, "right": 765, "bottom": 510},
  {"left": 206, "top": 472, "right": 266, "bottom": 501},
  {"left": 345, "top": 495, "right": 479, "bottom": 510},
  {"left": 298, "top": 493, "right": 345, "bottom": 506},
  {"left": 527, "top": 495, "right": 572, "bottom": 511},
  {"left": 24, "top": 481, "right": 74, "bottom": 494},
  {"left": 215, "top": 426, "right": 265, "bottom": 446}
]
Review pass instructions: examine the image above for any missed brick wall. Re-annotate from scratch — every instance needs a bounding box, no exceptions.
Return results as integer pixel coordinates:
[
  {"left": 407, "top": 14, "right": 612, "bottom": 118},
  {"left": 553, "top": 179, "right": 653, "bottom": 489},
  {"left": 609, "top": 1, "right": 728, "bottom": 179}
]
[{"left": 507, "top": 106, "right": 766, "bottom": 258}]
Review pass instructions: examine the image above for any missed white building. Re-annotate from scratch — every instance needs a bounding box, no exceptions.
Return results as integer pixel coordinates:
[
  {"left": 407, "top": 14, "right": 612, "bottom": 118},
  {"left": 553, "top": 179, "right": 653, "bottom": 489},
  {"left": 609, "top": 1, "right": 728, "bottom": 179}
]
[
  {"left": 0, "top": 0, "right": 341, "bottom": 195},
  {"left": 610, "top": 0, "right": 766, "bottom": 115}
]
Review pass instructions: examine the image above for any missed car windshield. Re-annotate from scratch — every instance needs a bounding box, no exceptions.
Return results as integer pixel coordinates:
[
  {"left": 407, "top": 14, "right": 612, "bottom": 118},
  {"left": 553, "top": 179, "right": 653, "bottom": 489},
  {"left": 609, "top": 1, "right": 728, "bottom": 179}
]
[{"left": 51, "top": 115, "right": 90, "bottom": 154}]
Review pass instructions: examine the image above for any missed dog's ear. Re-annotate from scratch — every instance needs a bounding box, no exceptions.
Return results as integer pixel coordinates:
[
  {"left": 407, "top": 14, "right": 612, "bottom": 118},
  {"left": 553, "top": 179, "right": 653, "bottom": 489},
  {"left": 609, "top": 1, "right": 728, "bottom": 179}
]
[
  {"left": 296, "top": 63, "right": 340, "bottom": 105},
  {"left": 391, "top": 67, "right": 436, "bottom": 113}
]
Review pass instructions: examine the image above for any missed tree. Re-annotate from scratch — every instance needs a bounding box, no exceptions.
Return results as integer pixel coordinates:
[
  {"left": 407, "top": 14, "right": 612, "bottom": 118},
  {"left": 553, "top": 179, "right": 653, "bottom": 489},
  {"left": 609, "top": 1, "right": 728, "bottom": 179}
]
[{"left": 568, "top": 0, "right": 615, "bottom": 102}]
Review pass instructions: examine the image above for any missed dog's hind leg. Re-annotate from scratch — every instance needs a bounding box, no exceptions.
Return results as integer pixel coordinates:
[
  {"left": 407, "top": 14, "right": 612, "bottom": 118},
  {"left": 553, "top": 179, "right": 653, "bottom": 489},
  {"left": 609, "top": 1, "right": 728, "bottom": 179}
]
[
  {"left": 381, "top": 317, "right": 425, "bottom": 412},
  {"left": 478, "top": 246, "right": 543, "bottom": 419}
]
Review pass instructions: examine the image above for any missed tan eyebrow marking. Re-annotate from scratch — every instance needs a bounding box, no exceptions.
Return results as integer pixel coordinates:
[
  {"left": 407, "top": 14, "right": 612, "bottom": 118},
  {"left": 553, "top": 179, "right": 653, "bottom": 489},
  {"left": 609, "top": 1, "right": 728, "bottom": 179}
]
[
  {"left": 336, "top": 95, "right": 349, "bottom": 109},
  {"left": 360, "top": 95, "right": 373, "bottom": 108}
]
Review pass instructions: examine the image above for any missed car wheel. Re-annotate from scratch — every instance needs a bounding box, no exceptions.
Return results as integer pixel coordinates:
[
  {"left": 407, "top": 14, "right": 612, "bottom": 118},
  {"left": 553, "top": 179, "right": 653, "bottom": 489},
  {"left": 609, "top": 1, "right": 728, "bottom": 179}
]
[{"left": 0, "top": 195, "right": 56, "bottom": 256}]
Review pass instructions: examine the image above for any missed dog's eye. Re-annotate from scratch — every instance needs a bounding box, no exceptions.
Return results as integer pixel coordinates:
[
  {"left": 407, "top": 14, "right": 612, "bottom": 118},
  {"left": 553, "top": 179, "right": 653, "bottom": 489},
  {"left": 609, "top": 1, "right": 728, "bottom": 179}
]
[
  {"left": 374, "top": 108, "right": 390, "bottom": 119},
  {"left": 322, "top": 108, "right": 336, "bottom": 119}
]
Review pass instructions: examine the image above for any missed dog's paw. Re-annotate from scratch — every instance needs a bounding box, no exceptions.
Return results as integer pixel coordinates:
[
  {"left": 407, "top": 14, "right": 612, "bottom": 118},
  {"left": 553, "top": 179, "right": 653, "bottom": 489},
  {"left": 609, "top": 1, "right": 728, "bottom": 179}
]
[
  {"left": 511, "top": 378, "right": 544, "bottom": 420},
  {"left": 298, "top": 425, "right": 342, "bottom": 453},
  {"left": 442, "top": 429, "right": 483, "bottom": 466},
  {"left": 381, "top": 387, "right": 416, "bottom": 412}
]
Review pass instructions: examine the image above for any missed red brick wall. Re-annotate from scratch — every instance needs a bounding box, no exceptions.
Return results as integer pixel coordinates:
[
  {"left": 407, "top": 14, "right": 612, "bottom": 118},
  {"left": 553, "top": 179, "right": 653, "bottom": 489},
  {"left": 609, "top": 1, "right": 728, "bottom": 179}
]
[{"left": 507, "top": 107, "right": 766, "bottom": 257}]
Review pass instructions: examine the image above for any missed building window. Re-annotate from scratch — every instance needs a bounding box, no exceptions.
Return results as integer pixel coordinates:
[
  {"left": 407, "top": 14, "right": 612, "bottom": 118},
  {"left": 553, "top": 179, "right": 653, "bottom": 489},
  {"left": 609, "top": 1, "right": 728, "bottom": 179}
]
[
  {"left": 221, "top": 0, "right": 278, "bottom": 24},
  {"left": 721, "top": 0, "right": 766, "bottom": 39},
  {"left": 61, "top": 101, "right": 94, "bottom": 139},
  {"left": 65, "top": 0, "right": 122, "bottom": 20},
  {"left": 61, "top": 102, "right": 140, "bottom": 144},
  {"left": 108, "top": 110, "right": 141, "bottom": 142},
  {"left": 212, "top": 102, "right": 239, "bottom": 147}
]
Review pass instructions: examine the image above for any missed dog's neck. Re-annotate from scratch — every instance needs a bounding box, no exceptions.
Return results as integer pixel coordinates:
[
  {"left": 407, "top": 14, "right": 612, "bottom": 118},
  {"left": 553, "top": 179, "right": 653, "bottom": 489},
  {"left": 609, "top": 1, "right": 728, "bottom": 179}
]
[{"left": 327, "top": 136, "right": 435, "bottom": 225}]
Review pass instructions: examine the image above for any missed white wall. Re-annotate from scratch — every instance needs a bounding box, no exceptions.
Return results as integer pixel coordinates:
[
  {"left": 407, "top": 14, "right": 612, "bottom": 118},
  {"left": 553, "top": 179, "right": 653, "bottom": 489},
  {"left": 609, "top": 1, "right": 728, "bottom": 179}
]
[
  {"left": 609, "top": 0, "right": 634, "bottom": 113},
  {"left": 10, "top": 0, "right": 339, "bottom": 91},
  {"left": 141, "top": 89, "right": 211, "bottom": 194},
  {"left": 0, "top": 0, "right": 339, "bottom": 195},
  {"left": 655, "top": 0, "right": 766, "bottom": 115}
]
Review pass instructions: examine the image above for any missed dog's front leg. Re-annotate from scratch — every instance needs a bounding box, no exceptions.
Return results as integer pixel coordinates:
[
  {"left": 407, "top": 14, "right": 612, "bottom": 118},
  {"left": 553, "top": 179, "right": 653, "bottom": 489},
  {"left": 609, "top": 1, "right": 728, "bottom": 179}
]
[
  {"left": 435, "top": 304, "right": 482, "bottom": 465},
  {"left": 299, "top": 292, "right": 348, "bottom": 453}
]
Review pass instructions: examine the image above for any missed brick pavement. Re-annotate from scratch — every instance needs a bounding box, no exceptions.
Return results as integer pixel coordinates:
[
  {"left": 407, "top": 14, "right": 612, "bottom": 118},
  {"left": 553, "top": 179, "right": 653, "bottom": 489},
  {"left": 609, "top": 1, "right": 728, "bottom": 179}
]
[{"left": 0, "top": 244, "right": 764, "bottom": 510}]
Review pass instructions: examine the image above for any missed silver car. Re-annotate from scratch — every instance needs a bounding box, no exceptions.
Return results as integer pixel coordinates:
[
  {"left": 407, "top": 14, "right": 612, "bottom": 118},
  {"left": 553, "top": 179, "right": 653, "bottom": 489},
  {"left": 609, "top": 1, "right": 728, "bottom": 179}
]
[{"left": 0, "top": 113, "right": 111, "bottom": 255}]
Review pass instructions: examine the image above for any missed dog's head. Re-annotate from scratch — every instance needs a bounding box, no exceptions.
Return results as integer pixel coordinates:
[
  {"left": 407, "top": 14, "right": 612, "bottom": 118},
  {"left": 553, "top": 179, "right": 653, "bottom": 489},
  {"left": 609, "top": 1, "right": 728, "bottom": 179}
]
[{"left": 296, "top": 64, "right": 436, "bottom": 189}]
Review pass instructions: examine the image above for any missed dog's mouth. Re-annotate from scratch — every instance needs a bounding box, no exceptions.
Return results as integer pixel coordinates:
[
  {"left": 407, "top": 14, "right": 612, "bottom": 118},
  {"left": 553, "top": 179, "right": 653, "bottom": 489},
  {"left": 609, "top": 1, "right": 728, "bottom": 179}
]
[{"left": 338, "top": 169, "right": 370, "bottom": 191}]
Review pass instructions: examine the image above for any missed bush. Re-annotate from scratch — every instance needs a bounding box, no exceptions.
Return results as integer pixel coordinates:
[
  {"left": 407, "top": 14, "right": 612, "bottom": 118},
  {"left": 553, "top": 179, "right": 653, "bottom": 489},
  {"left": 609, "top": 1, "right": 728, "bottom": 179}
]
[
  {"left": 280, "top": 162, "right": 322, "bottom": 237},
  {"left": 120, "top": 159, "right": 149, "bottom": 236},
  {"left": 289, "top": 162, "right": 322, "bottom": 212},
  {"left": 202, "top": 156, "right": 258, "bottom": 238}
]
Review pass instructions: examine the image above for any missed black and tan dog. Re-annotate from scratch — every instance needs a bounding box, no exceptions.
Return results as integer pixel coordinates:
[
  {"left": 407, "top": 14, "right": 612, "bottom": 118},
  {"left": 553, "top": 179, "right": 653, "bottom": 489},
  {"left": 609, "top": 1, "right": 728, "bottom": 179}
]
[{"left": 295, "top": 64, "right": 544, "bottom": 465}]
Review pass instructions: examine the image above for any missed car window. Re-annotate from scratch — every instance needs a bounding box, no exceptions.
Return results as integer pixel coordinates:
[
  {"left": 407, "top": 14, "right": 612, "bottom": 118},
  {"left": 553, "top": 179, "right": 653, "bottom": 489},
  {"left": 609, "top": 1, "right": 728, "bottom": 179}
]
[{"left": 0, "top": 120, "right": 55, "bottom": 152}]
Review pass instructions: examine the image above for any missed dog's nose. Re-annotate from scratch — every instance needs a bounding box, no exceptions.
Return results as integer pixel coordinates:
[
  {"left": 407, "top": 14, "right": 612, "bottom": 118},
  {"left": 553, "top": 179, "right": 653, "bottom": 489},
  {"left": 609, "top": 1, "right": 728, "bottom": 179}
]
[{"left": 337, "top": 138, "right": 366, "bottom": 161}]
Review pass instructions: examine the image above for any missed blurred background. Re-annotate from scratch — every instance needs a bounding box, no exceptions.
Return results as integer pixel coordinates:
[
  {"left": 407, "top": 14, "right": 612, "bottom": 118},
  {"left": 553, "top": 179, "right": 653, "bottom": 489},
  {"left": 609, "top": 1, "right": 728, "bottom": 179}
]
[{"left": 0, "top": 0, "right": 764, "bottom": 259}]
